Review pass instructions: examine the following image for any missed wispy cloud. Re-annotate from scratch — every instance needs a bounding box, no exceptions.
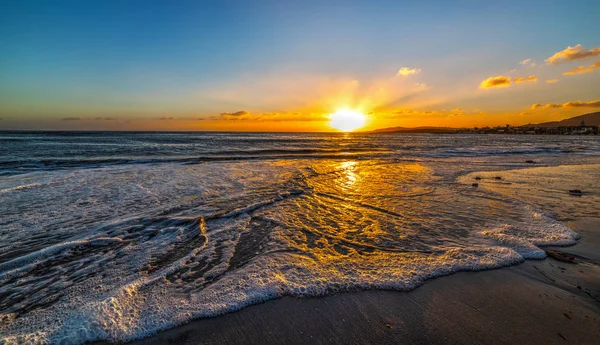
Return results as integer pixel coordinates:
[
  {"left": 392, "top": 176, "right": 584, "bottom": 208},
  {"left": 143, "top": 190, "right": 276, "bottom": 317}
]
[
  {"left": 546, "top": 44, "right": 600, "bottom": 65},
  {"left": 563, "top": 60, "right": 600, "bottom": 75},
  {"left": 61, "top": 117, "right": 81, "bottom": 121},
  {"left": 514, "top": 76, "right": 537, "bottom": 83},
  {"left": 219, "top": 110, "right": 249, "bottom": 117},
  {"left": 531, "top": 100, "right": 600, "bottom": 109},
  {"left": 397, "top": 67, "right": 421, "bottom": 76},
  {"left": 531, "top": 103, "right": 561, "bottom": 109},
  {"left": 254, "top": 113, "right": 328, "bottom": 122},
  {"left": 479, "top": 76, "right": 511, "bottom": 88},
  {"left": 546, "top": 79, "right": 559, "bottom": 83},
  {"left": 94, "top": 117, "right": 117, "bottom": 120},
  {"left": 519, "top": 58, "right": 532, "bottom": 65},
  {"left": 450, "top": 108, "right": 465, "bottom": 116},
  {"left": 519, "top": 58, "right": 536, "bottom": 67},
  {"left": 213, "top": 111, "right": 326, "bottom": 122},
  {"left": 218, "top": 110, "right": 251, "bottom": 121}
]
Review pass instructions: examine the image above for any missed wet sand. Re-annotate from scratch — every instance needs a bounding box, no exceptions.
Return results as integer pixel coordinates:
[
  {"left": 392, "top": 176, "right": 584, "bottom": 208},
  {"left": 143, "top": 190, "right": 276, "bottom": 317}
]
[{"left": 122, "top": 167, "right": 600, "bottom": 345}]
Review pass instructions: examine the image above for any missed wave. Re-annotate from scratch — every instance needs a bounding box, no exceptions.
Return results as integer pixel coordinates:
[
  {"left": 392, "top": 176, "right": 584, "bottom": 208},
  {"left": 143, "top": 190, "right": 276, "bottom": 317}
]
[
  {"left": 0, "top": 183, "right": 41, "bottom": 194},
  {"left": 0, "top": 207, "right": 578, "bottom": 344},
  {"left": 0, "top": 150, "right": 392, "bottom": 176},
  {"left": 0, "top": 159, "right": 583, "bottom": 344}
]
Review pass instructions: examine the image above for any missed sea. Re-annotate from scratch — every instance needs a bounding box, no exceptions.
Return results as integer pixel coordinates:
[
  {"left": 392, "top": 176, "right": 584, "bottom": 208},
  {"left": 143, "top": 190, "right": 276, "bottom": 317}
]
[{"left": 1, "top": 132, "right": 600, "bottom": 344}]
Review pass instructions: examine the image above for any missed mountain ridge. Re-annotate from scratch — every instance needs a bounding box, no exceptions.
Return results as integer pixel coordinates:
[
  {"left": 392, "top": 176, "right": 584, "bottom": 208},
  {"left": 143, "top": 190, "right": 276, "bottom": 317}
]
[
  {"left": 367, "top": 111, "right": 600, "bottom": 133},
  {"left": 524, "top": 111, "right": 600, "bottom": 128}
]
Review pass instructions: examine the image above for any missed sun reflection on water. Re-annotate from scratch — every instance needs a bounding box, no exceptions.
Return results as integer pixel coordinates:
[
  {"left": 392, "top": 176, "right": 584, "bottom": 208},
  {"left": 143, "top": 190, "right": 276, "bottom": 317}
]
[{"left": 338, "top": 161, "right": 358, "bottom": 188}]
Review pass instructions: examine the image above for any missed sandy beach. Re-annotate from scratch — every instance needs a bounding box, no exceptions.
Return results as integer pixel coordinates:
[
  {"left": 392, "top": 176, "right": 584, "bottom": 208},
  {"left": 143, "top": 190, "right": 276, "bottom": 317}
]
[{"left": 119, "top": 164, "right": 600, "bottom": 345}]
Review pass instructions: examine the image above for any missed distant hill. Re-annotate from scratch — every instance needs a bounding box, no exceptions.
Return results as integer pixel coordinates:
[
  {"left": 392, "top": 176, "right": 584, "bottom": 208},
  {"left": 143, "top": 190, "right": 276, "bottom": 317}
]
[
  {"left": 368, "top": 126, "right": 457, "bottom": 134},
  {"left": 368, "top": 112, "right": 600, "bottom": 133},
  {"left": 526, "top": 112, "right": 600, "bottom": 128}
]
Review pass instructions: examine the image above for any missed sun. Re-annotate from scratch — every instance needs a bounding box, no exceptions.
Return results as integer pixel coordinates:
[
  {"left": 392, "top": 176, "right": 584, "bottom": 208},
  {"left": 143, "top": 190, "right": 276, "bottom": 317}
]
[{"left": 329, "top": 109, "right": 366, "bottom": 132}]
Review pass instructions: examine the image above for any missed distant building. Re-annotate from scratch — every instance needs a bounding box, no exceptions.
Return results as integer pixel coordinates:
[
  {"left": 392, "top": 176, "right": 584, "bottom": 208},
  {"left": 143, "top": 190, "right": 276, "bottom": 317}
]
[{"left": 458, "top": 123, "right": 598, "bottom": 135}]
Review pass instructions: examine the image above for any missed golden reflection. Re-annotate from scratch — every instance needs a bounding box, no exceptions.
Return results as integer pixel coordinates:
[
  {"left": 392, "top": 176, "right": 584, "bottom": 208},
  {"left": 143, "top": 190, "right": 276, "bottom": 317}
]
[{"left": 338, "top": 161, "right": 358, "bottom": 189}]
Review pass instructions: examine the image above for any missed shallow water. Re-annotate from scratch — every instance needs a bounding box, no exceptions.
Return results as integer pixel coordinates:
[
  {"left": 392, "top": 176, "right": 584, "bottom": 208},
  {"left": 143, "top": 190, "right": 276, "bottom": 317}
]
[{"left": 1, "top": 133, "right": 599, "bottom": 344}]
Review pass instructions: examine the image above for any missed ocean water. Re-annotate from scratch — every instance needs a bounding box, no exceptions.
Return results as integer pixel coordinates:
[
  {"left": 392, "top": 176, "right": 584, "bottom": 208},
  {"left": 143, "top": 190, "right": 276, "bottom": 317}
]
[{"left": 1, "top": 132, "right": 600, "bottom": 344}]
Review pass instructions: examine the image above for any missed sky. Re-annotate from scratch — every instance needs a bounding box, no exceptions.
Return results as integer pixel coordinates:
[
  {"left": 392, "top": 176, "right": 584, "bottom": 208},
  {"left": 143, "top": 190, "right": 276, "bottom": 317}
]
[{"left": 0, "top": 0, "right": 599, "bottom": 131}]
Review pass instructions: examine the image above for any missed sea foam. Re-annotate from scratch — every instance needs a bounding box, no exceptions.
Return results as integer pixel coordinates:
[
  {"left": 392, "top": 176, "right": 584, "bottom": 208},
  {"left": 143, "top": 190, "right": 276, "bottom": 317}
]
[{"left": 0, "top": 159, "right": 581, "bottom": 344}]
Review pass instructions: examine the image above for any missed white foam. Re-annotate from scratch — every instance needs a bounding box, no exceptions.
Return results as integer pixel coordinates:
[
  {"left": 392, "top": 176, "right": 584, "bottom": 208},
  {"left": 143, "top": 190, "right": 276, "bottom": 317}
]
[
  {"left": 0, "top": 160, "right": 582, "bottom": 344},
  {"left": 0, "top": 183, "right": 41, "bottom": 194},
  {"left": 0, "top": 238, "right": 126, "bottom": 280}
]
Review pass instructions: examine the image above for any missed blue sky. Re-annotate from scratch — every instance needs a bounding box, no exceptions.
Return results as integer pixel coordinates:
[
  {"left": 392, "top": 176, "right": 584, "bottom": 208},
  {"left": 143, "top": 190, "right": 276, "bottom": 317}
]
[{"left": 1, "top": 0, "right": 599, "bottom": 130}]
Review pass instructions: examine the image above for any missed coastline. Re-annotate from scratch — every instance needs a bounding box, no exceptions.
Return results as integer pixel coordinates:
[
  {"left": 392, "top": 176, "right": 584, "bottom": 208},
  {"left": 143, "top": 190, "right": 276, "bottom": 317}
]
[{"left": 116, "top": 163, "right": 600, "bottom": 345}]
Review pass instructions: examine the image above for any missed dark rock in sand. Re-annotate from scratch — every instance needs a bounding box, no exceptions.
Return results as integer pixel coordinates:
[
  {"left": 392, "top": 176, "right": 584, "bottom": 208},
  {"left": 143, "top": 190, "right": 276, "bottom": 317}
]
[
  {"left": 495, "top": 176, "right": 502, "bottom": 180},
  {"left": 568, "top": 189, "right": 583, "bottom": 196},
  {"left": 472, "top": 183, "right": 478, "bottom": 187},
  {"left": 545, "top": 250, "right": 577, "bottom": 264},
  {"left": 525, "top": 160, "right": 536, "bottom": 164},
  {"left": 475, "top": 176, "right": 481, "bottom": 180},
  {"left": 545, "top": 250, "right": 594, "bottom": 266}
]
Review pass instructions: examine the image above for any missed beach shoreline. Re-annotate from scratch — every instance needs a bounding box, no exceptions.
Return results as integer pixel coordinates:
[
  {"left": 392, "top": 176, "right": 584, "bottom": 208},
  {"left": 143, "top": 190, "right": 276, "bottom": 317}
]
[
  {"left": 121, "top": 220, "right": 600, "bottom": 345},
  {"left": 116, "top": 164, "right": 600, "bottom": 345}
]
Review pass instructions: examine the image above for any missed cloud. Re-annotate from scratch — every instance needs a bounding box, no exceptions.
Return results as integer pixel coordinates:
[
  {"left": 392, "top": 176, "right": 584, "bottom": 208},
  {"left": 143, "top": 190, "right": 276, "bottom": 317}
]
[
  {"left": 380, "top": 108, "right": 475, "bottom": 119},
  {"left": 479, "top": 76, "right": 511, "bottom": 88},
  {"left": 514, "top": 76, "right": 537, "bottom": 83},
  {"left": 519, "top": 58, "right": 532, "bottom": 65},
  {"left": 218, "top": 110, "right": 251, "bottom": 121},
  {"left": 520, "top": 112, "right": 532, "bottom": 115},
  {"left": 390, "top": 109, "right": 417, "bottom": 116},
  {"left": 61, "top": 117, "right": 81, "bottom": 121},
  {"left": 519, "top": 58, "right": 536, "bottom": 67},
  {"left": 94, "top": 117, "right": 117, "bottom": 120},
  {"left": 397, "top": 67, "right": 421, "bottom": 76},
  {"left": 214, "top": 111, "right": 326, "bottom": 122},
  {"left": 563, "top": 60, "right": 600, "bottom": 75},
  {"left": 159, "top": 116, "right": 175, "bottom": 120},
  {"left": 219, "top": 110, "right": 249, "bottom": 117},
  {"left": 255, "top": 113, "right": 328, "bottom": 122},
  {"left": 546, "top": 44, "right": 600, "bottom": 65},
  {"left": 531, "top": 100, "right": 600, "bottom": 109},
  {"left": 479, "top": 75, "right": 537, "bottom": 88},
  {"left": 546, "top": 79, "right": 559, "bottom": 83},
  {"left": 563, "top": 100, "right": 600, "bottom": 108}
]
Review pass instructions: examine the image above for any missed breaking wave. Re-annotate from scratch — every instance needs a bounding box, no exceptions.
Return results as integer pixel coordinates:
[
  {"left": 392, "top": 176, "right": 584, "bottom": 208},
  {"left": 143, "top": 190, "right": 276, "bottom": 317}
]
[{"left": 0, "top": 158, "right": 583, "bottom": 344}]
